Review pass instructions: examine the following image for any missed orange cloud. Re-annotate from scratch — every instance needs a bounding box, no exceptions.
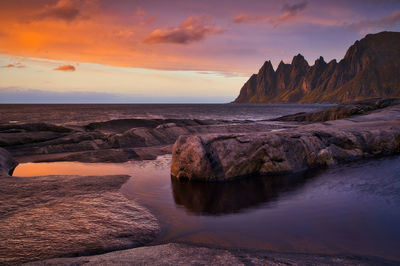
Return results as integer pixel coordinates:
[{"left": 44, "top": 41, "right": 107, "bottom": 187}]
[
  {"left": 144, "top": 16, "right": 224, "bottom": 44},
  {"left": 36, "top": 0, "right": 81, "bottom": 21},
  {"left": 2, "top": 63, "right": 25, "bottom": 68},
  {"left": 54, "top": 64, "right": 76, "bottom": 71}
]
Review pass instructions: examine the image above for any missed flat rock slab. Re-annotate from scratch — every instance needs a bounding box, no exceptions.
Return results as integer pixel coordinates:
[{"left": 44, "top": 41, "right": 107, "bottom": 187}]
[
  {"left": 171, "top": 105, "right": 400, "bottom": 181},
  {"left": 0, "top": 174, "right": 160, "bottom": 265},
  {"left": 27, "top": 243, "right": 395, "bottom": 265}
]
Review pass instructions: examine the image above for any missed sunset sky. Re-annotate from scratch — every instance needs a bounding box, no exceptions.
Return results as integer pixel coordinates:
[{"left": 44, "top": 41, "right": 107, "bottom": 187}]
[{"left": 1, "top": 0, "right": 400, "bottom": 103}]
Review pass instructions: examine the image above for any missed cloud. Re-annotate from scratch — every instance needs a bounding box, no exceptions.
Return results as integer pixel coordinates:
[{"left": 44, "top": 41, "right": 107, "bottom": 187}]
[
  {"left": 54, "top": 65, "right": 76, "bottom": 71},
  {"left": 30, "top": 0, "right": 97, "bottom": 22},
  {"left": 349, "top": 10, "right": 400, "bottom": 32},
  {"left": 35, "top": 0, "right": 81, "bottom": 21},
  {"left": 282, "top": 1, "right": 308, "bottom": 14},
  {"left": 234, "top": 1, "right": 308, "bottom": 25},
  {"left": 134, "top": 7, "right": 156, "bottom": 26},
  {"left": 2, "top": 63, "right": 25, "bottom": 68},
  {"left": 144, "top": 16, "right": 224, "bottom": 44}
]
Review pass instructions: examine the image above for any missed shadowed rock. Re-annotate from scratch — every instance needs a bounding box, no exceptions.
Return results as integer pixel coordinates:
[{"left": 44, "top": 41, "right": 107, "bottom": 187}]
[
  {"left": 234, "top": 31, "right": 400, "bottom": 103},
  {"left": 0, "top": 147, "right": 18, "bottom": 176},
  {"left": 171, "top": 105, "right": 400, "bottom": 181}
]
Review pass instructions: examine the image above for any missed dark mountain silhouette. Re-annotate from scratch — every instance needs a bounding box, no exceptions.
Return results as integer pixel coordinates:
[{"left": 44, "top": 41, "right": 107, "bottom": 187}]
[{"left": 234, "top": 31, "right": 400, "bottom": 103}]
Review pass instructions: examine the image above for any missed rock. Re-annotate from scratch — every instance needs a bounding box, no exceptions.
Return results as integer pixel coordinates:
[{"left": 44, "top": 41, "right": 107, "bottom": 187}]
[
  {"left": 26, "top": 242, "right": 394, "bottom": 265},
  {"left": 171, "top": 105, "right": 400, "bottom": 181},
  {"left": 3, "top": 118, "right": 285, "bottom": 164},
  {"left": 234, "top": 31, "right": 400, "bottom": 103},
  {"left": 0, "top": 174, "right": 160, "bottom": 264},
  {"left": 274, "top": 98, "right": 400, "bottom": 122},
  {"left": 0, "top": 147, "right": 18, "bottom": 176}
]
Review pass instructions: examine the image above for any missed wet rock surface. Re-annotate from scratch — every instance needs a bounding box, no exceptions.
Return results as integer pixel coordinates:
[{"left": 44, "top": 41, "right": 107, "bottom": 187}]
[
  {"left": 27, "top": 243, "right": 395, "bottom": 265},
  {"left": 0, "top": 174, "right": 160, "bottom": 265},
  {"left": 171, "top": 104, "right": 400, "bottom": 181}
]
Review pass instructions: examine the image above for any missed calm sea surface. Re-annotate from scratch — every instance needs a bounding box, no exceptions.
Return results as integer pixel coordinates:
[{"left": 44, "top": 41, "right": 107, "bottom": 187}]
[{"left": 0, "top": 103, "right": 329, "bottom": 124}]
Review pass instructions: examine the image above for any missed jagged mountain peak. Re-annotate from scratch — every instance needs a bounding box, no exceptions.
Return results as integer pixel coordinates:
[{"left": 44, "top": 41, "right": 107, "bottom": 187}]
[{"left": 234, "top": 31, "right": 400, "bottom": 103}]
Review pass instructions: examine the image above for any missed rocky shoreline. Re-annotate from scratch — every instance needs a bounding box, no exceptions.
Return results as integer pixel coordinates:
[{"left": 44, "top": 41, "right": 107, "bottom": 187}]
[
  {"left": 1, "top": 118, "right": 288, "bottom": 164},
  {"left": 1, "top": 99, "right": 400, "bottom": 264},
  {"left": 171, "top": 99, "right": 400, "bottom": 181}
]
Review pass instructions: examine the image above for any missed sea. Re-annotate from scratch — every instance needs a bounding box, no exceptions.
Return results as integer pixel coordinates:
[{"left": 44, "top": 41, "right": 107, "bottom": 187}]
[{"left": 0, "top": 103, "right": 329, "bottom": 125}]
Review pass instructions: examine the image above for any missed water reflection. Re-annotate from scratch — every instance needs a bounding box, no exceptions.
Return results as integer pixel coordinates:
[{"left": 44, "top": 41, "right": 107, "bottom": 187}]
[{"left": 171, "top": 170, "right": 323, "bottom": 215}]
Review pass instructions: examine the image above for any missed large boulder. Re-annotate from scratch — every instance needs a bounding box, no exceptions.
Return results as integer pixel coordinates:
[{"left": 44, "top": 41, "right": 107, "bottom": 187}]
[
  {"left": 171, "top": 105, "right": 400, "bottom": 181},
  {"left": 0, "top": 147, "right": 18, "bottom": 176}
]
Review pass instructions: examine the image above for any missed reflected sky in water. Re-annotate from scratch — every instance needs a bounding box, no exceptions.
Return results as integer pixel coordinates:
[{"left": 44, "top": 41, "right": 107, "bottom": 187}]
[{"left": 15, "top": 155, "right": 400, "bottom": 261}]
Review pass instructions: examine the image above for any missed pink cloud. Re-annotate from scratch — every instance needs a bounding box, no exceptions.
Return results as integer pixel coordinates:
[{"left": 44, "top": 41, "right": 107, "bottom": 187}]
[
  {"left": 144, "top": 16, "right": 224, "bottom": 44},
  {"left": 234, "top": 1, "right": 308, "bottom": 26},
  {"left": 349, "top": 10, "right": 400, "bottom": 32}
]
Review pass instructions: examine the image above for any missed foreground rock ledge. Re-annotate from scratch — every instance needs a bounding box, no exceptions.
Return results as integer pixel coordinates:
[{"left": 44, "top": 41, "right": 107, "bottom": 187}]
[
  {"left": 171, "top": 105, "right": 400, "bottom": 181},
  {"left": 27, "top": 242, "right": 394, "bottom": 265},
  {"left": 0, "top": 174, "right": 160, "bottom": 264}
]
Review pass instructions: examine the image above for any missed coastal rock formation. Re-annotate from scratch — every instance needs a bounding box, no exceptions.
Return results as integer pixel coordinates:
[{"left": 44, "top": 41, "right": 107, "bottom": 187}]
[
  {"left": 0, "top": 118, "right": 287, "bottom": 163},
  {"left": 27, "top": 242, "right": 394, "bottom": 265},
  {"left": 274, "top": 97, "right": 400, "bottom": 122},
  {"left": 234, "top": 31, "right": 400, "bottom": 103},
  {"left": 171, "top": 104, "right": 400, "bottom": 181},
  {"left": 0, "top": 147, "right": 18, "bottom": 176},
  {"left": 0, "top": 174, "right": 160, "bottom": 264}
]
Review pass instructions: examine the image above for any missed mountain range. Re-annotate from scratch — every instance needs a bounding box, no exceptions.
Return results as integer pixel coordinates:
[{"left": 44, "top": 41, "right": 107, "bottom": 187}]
[{"left": 234, "top": 31, "right": 400, "bottom": 103}]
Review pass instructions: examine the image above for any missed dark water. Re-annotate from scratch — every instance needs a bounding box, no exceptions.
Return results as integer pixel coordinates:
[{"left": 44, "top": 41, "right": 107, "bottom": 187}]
[
  {"left": 15, "top": 155, "right": 400, "bottom": 261},
  {"left": 0, "top": 103, "right": 329, "bottom": 125},
  {"left": 120, "top": 156, "right": 400, "bottom": 261}
]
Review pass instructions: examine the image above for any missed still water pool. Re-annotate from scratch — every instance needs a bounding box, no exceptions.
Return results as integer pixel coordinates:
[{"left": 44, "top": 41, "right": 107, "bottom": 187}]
[{"left": 14, "top": 155, "right": 400, "bottom": 261}]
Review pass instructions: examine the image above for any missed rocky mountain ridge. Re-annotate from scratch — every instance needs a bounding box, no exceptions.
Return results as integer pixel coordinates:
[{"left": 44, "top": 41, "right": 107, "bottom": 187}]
[{"left": 234, "top": 31, "right": 400, "bottom": 103}]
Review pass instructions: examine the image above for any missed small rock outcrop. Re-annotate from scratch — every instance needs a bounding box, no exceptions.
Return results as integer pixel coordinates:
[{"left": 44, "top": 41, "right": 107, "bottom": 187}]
[
  {"left": 0, "top": 147, "right": 18, "bottom": 176},
  {"left": 234, "top": 31, "right": 400, "bottom": 103},
  {"left": 274, "top": 97, "right": 400, "bottom": 122},
  {"left": 171, "top": 104, "right": 400, "bottom": 181}
]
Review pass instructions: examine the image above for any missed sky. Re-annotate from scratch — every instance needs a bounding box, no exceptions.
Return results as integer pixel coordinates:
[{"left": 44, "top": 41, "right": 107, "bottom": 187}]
[{"left": 0, "top": 0, "right": 400, "bottom": 103}]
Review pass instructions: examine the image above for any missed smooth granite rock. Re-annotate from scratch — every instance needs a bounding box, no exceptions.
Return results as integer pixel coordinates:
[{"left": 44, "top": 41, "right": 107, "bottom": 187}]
[
  {"left": 26, "top": 243, "right": 395, "bottom": 265},
  {"left": 0, "top": 174, "right": 160, "bottom": 265},
  {"left": 171, "top": 105, "right": 400, "bottom": 181},
  {"left": 1, "top": 118, "right": 285, "bottom": 163}
]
